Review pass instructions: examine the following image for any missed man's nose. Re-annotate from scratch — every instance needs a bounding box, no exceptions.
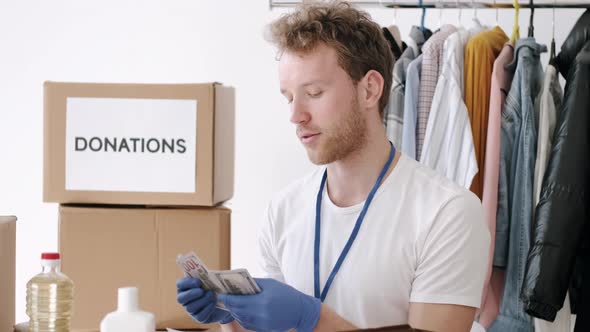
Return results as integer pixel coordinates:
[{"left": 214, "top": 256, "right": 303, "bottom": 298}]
[{"left": 289, "top": 99, "right": 310, "bottom": 125}]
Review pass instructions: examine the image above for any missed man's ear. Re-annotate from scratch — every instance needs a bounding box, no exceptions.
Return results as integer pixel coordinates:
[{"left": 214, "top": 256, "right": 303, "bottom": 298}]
[{"left": 359, "top": 69, "right": 384, "bottom": 111}]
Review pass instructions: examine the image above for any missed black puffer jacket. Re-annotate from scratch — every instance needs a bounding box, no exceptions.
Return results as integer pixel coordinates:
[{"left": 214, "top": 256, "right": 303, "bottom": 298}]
[{"left": 520, "top": 9, "right": 590, "bottom": 329}]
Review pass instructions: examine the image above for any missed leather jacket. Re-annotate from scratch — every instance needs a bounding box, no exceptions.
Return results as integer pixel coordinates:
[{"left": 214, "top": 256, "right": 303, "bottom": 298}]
[{"left": 520, "top": 9, "right": 590, "bottom": 325}]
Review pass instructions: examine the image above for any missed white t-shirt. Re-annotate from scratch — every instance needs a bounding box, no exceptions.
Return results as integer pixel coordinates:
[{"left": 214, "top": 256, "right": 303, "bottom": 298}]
[{"left": 257, "top": 154, "right": 490, "bottom": 328}]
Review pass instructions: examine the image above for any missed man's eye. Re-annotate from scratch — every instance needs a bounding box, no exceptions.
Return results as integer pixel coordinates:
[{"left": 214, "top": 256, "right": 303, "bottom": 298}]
[{"left": 308, "top": 91, "right": 323, "bottom": 98}]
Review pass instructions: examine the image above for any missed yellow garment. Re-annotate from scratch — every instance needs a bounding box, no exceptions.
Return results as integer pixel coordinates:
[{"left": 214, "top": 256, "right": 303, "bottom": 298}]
[
  {"left": 464, "top": 26, "right": 509, "bottom": 199},
  {"left": 511, "top": 0, "right": 520, "bottom": 44},
  {"left": 511, "top": 26, "right": 520, "bottom": 45}
]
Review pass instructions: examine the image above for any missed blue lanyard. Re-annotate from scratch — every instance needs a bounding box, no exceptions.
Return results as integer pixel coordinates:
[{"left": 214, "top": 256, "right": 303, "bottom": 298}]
[{"left": 314, "top": 142, "right": 396, "bottom": 302}]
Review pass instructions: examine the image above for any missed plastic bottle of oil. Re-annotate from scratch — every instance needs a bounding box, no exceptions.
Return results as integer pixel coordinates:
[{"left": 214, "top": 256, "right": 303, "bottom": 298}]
[{"left": 26, "top": 252, "right": 74, "bottom": 332}]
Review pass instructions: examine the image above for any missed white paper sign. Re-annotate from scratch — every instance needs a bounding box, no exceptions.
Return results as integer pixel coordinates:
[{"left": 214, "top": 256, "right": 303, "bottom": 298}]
[{"left": 65, "top": 97, "right": 197, "bottom": 193}]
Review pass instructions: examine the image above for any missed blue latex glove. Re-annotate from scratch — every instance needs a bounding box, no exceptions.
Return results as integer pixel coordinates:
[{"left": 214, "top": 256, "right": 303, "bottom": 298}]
[
  {"left": 176, "top": 277, "right": 234, "bottom": 324},
  {"left": 218, "top": 278, "right": 321, "bottom": 332}
]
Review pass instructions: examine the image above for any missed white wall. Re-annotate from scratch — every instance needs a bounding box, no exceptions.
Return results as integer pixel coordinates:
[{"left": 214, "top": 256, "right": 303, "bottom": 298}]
[{"left": 0, "top": 0, "right": 584, "bottom": 324}]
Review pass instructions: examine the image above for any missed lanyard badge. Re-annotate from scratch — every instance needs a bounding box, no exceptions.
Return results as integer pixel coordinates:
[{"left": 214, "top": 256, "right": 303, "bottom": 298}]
[{"left": 314, "top": 142, "right": 396, "bottom": 302}]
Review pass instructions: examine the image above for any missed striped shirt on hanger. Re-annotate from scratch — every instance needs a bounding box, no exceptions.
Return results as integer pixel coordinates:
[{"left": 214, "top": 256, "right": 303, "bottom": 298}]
[{"left": 415, "top": 25, "right": 457, "bottom": 160}]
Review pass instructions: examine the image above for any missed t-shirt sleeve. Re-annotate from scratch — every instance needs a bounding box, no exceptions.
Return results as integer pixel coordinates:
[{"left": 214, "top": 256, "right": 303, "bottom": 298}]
[
  {"left": 256, "top": 202, "right": 285, "bottom": 282},
  {"left": 410, "top": 191, "right": 490, "bottom": 308}
]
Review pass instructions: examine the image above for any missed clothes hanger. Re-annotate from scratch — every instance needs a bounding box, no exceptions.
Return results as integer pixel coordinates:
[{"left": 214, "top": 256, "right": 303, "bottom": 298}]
[
  {"left": 392, "top": 0, "right": 398, "bottom": 26},
  {"left": 456, "top": 0, "right": 462, "bottom": 26},
  {"left": 438, "top": 0, "right": 444, "bottom": 29},
  {"left": 402, "top": 0, "right": 419, "bottom": 56},
  {"left": 471, "top": 0, "right": 483, "bottom": 28},
  {"left": 528, "top": 0, "right": 535, "bottom": 37},
  {"left": 494, "top": 0, "right": 499, "bottom": 27},
  {"left": 419, "top": 0, "right": 426, "bottom": 33},
  {"left": 510, "top": 0, "right": 520, "bottom": 44},
  {"left": 384, "top": 0, "right": 403, "bottom": 49},
  {"left": 549, "top": 0, "right": 557, "bottom": 65},
  {"left": 379, "top": 0, "right": 404, "bottom": 59}
]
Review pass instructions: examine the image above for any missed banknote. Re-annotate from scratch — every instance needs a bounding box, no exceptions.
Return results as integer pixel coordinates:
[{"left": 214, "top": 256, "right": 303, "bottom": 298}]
[
  {"left": 211, "top": 269, "right": 261, "bottom": 295},
  {"left": 176, "top": 251, "right": 261, "bottom": 296},
  {"left": 176, "top": 252, "right": 223, "bottom": 293}
]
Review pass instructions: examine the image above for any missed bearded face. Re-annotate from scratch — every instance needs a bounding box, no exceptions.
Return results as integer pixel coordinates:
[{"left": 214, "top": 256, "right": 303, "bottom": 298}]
[
  {"left": 279, "top": 44, "right": 368, "bottom": 165},
  {"left": 296, "top": 93, "right": 367, "bottom": 165}
]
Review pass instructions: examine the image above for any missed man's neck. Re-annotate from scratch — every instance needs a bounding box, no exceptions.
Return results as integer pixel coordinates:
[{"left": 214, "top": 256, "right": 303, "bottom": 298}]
[{"left": 326, "top": 136, "right": 399, "bottom": 208}]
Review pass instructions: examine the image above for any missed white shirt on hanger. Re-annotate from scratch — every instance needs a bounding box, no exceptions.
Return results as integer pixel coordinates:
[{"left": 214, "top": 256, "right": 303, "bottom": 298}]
[
  {"left": 257, "top": 154, "right": 490, "bottom": 328},
  {"left": 419, "top": 27, "right": 482, "bottom": 189},
  {"left": 402, "top": 55, "right": 423, "bottom": 159}
]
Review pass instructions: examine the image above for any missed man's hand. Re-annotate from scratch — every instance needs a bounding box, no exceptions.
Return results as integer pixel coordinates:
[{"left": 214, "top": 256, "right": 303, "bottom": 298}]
[
  {"left": 217, "top": 278, "right": 322, "bottom": 332},
  {"left": 176, "top": 277, "right": 235, "bottom": 324}
]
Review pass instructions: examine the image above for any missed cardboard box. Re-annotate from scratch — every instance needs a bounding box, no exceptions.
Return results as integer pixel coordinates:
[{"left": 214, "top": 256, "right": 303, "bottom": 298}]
[
  {"left": 0, "top": 216, "right": 16, "bottom": 332},
  {"left": 44, "top": 82, "right": 235, "bottom": 206},
  {"left": 58, "top": 205, "right": 230, "bottom": 330}
]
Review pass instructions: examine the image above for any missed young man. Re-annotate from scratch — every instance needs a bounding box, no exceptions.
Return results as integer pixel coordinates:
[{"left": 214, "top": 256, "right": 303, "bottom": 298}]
[{"left": 177, "top": 2, "right": 490, "bottom": 331}]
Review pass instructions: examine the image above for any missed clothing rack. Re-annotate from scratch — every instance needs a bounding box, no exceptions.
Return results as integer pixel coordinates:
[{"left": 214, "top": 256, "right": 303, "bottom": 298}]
[{"left": 269, "top": 0, "right": 590, "bottom": 9}]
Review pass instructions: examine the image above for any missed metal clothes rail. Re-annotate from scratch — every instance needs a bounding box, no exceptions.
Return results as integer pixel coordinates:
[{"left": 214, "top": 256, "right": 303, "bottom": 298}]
[{"left": 269, "top": 0, "right": 590, "bottom": 9}]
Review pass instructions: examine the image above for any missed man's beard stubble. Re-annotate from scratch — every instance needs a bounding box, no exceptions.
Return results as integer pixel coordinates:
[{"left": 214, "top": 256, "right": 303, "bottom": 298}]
[{"left": 304, "top": 97, "right": 367, "bottom": 165}]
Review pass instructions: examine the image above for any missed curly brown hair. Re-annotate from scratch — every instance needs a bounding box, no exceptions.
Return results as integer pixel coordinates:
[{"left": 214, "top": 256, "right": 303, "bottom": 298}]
[{"left": 267, "top": 0, "right": 393, "bottom": 117}]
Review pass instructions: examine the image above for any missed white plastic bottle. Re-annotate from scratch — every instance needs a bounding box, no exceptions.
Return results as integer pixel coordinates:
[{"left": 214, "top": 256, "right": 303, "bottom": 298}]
[{"left": 100, "top": 287, "right": 155, "bottom": 332}]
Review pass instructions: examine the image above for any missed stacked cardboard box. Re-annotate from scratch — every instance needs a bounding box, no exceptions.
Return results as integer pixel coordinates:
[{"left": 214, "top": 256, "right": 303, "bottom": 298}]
[
  {"left": 43, "top": 82, "right": 235, "bottom": 330},
  {"left": 1, "top": 216, "right": 16, "bottom": 332}
]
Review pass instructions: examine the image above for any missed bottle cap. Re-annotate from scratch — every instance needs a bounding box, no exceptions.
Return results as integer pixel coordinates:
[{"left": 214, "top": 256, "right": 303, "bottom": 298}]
[{"left": 41, "top": 253, "right": 60, "bottom": 260}]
